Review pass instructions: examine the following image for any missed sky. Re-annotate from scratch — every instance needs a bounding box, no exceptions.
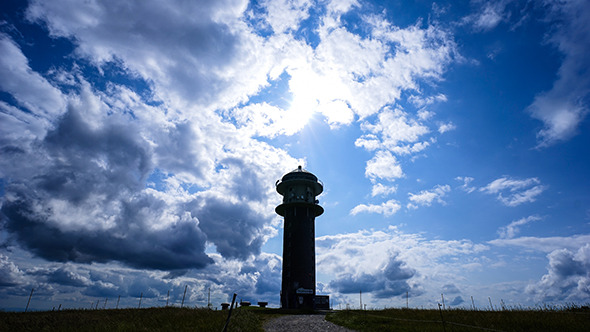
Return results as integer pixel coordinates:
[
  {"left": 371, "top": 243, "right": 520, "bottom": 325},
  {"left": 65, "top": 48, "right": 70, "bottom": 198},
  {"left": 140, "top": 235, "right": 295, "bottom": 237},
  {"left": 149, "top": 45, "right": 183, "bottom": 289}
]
[{"left": 0, "top": 0, "right": 589, "bottom": 311}]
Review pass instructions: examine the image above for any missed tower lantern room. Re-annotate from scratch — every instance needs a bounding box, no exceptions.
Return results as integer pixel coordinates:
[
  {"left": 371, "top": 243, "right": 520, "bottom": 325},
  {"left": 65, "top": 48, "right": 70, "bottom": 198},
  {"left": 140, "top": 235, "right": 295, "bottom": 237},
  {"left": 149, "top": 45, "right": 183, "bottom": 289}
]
[{"left": 275, "top": 166, "right": 323, "bottom": 309}]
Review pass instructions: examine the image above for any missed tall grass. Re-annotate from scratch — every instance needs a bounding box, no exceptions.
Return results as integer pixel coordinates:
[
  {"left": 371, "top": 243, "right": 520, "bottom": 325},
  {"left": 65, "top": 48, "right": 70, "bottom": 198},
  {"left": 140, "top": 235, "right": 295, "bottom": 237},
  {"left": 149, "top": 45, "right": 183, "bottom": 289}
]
[
  {"left": 0, "top": 307, "right": 264, "bottom": 332},
  {"left": 326, "top": 305, "right": 590, "bottom": 332}
]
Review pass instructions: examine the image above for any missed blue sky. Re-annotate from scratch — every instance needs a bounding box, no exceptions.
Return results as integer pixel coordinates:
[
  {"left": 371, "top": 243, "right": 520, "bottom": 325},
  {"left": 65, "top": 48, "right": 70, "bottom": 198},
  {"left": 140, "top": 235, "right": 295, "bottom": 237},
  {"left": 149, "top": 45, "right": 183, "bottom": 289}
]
[{"left": 1, "top": 0, "right": 589, "bottom": 311}]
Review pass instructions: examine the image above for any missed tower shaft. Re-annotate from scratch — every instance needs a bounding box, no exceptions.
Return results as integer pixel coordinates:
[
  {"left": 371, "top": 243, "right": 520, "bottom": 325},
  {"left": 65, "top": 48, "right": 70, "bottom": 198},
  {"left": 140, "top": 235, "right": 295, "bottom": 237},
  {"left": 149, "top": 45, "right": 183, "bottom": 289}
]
[{"left": 275, "top": 166, "right": 323, "bottom": 309}]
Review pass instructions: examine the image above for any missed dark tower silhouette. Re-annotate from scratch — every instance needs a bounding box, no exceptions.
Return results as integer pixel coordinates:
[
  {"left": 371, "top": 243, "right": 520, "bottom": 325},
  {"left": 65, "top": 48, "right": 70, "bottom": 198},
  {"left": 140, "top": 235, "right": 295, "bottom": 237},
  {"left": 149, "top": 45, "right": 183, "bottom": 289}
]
[{"left": 275, "top": 166, "right": 323, "bottom": 309}]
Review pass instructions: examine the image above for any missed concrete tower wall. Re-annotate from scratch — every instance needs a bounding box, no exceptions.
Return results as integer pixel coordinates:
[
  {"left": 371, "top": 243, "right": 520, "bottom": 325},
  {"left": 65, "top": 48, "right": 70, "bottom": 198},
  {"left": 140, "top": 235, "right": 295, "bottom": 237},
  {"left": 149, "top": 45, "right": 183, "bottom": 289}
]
[{"left": 275, "top": 166, "right": 323, "bottom": 309}]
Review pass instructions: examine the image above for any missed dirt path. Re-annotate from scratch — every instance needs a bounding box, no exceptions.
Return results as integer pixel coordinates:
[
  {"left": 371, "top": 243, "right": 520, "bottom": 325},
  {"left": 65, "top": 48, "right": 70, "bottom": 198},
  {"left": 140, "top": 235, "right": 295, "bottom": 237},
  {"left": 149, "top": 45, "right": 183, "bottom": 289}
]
[{"left": 263, "top": 314, "right": 356, "bottom": 332}]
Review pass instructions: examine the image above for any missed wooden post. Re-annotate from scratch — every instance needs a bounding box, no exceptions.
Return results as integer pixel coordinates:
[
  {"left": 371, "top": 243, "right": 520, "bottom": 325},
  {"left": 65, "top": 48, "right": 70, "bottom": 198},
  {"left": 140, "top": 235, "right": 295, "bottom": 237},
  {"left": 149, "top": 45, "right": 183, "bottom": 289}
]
[
  {"left": 181, "top": 285, "right": 187, "bottom": 308},
  {"left": 441, "top": 293, "right": 445, "bottom": 310},
  {"left": 359, "top": 290, "right": 362, "bottom": 310},
  {"left": 166, "top": 290, "right": 170, "bottom": 307},
  {"left": 138, "top": 292, "right": 143, "bottom": 309},
  {"left": 438, "top": 303, "right": 446, "bottom": 332},
  {"left": 222, "top": 293, "right": 237, "bottom": 332},
  {"left": 116, "top": 295, "right": 120, "bottom": 309},
  {"left": 406, "top": 291, "right": 409, "bottom": 309},
  {"left": 103, "top": 298, "right": 108, "bottom": 309},
  {"left": 25, "top": 288, "right": 34, "bottom": 312},
  {"left": 471, "top": 296, "right": 475, "bottom": 310}
]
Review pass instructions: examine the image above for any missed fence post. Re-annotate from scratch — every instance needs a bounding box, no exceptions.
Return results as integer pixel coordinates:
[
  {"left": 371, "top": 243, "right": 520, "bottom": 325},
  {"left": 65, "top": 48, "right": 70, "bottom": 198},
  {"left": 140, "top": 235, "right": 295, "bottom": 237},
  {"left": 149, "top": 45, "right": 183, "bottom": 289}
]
[
  {"left": 138, "top": 292, "right": 143, "bottom": 309},
  {"left": 166, "top": 290, "right": 170, "bottom": 307},
  {"left": 221, "top": 293, "right": 237, "bottom": 332},
  {"left": 116, "top": 295, "right": 120, "bottom": 309},
  {"left": 181, "top": 285, "right": 187, "bottom": 308},
  {"left": 25, "top": 288, "right": 34, "bottom": 312},
  {"left": 438, "top": 303, "right": 447, "bottom": 332}
]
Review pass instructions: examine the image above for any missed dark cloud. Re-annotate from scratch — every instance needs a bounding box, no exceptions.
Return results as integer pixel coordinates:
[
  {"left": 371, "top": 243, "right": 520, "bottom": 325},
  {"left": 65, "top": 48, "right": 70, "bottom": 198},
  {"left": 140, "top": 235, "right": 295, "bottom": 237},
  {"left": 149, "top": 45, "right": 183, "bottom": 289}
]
[
  {"left": 442, "top": 283, "right": 461, "bottom": 294},
  {"left": 45, "top": 266, "right": 89, "bottom": 287},
  {"left": 190, "top": 195, "right": 268, "bottom": 260},
  {"left": 450, "top": 296, "right": 464, "bottom": 306},
  {"left": 0, "top": 102, "right": 216, "bottom": 270},
  {"left": 329, "top": 253, "right": 417, "bottom": 299}
]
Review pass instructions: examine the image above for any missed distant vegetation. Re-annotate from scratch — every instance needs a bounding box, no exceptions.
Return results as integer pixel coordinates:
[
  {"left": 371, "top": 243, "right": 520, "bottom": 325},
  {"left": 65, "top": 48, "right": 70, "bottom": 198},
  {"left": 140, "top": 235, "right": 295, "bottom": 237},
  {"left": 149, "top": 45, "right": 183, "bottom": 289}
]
[{"left": 326, "top": 305, "right": 590, "bottom": 332}]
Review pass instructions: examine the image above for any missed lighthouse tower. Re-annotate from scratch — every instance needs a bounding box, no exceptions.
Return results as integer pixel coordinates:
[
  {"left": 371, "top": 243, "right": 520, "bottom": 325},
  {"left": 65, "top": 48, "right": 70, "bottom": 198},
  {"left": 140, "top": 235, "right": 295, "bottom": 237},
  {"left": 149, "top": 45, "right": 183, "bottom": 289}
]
[{"left": 275, "top": 166, "right": 323, "bottom": 309}]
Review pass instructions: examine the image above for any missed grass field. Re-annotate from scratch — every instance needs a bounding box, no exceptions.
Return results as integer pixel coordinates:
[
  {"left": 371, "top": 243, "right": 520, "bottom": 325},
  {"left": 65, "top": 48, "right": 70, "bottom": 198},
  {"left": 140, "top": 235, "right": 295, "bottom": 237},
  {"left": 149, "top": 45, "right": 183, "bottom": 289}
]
[
  {"left": 325, "top": 306, "right": 590, "bottom": 332},
  {"left": 0, "top": 307, "right": 266, "bottom": 332},
  {"left": 2, "top": 305, "right": 589, "bottom": 331}
]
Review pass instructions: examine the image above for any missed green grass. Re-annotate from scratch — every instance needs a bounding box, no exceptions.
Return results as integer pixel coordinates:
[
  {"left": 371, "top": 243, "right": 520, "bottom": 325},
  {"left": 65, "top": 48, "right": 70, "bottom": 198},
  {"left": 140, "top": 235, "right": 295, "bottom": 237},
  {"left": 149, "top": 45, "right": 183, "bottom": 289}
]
[
  {"left": 0, "top": 307, "right": 264, "bottom": 332},
  {"left": 3, "top": 305, "right": 589, "bottom": 331},
  {"left": 325, "top": 306, "right": 590, "bottom": 332}
]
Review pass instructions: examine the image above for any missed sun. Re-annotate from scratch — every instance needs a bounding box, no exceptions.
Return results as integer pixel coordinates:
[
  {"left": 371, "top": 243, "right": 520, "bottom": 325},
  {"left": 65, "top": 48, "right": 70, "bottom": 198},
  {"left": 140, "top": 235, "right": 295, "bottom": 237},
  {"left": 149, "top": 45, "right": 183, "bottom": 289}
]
[{"left": 281, "top": 66, "right": 353, "bottom": 134}]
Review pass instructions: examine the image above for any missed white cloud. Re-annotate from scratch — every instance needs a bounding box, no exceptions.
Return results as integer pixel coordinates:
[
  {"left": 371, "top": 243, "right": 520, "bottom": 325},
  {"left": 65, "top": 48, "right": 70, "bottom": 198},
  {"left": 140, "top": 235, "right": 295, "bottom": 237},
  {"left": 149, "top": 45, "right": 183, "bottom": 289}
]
[
  {"left": 407, "top": 184, "right": 451, "bottom": 209},
  {"left": 359, "top": 107, "right": 430, "bottom": 151},
  {"left": 371, "top": 183, "right": 397, "bottom": 197},
  {"left": 455, "top": 176, "right": 476, "bottom": 193},
  {"left": 489, "top": 234, "right": 590, "bottom": 253},
  {"left": 437, "top": 121, "right": 456, "bottom": 134},
  {"left": 350, "top": 199, "right": 401, "bottom": 217},
  {"left": 498, "top": 215, "right": 542, "bottom": 239},
  {"left": 417, "top": 109, "right": 435, "bottom": 120},
  {"left": 408, "top": 93, "right": 447, "bottom": 108},
  {"left": 261, "top": 0, "right": 312, "bottom": 34},
  {"left": 526, "top": 244, "right": 590, "bottom": 302},
  {"left": 26, "top": 0, "right": 271, "bottom": 111},
  {"left": 463, "top": 1, "right": 509, "bottom": 32},
  {"left": 526, "top": 0, "right": 590, "bottom": 146},
  {"left": 0, "top": 34, "right": 65, "bottom": 119},
  {"left": 365, "top": 150, "right": 404, "bottom": 182},
  {"left": 480, "top": 177, "right": 546, "bottom": 206},
  {"left": 316, "top": 227, "right": 489, "bottom": 304}
]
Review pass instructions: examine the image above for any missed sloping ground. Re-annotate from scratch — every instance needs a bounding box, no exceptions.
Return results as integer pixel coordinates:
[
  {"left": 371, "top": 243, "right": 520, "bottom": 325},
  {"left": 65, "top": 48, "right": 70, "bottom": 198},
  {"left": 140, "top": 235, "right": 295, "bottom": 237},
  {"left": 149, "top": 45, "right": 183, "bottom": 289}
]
[{"left": 325, "top": 308, "right": 590, "bottom": 332}]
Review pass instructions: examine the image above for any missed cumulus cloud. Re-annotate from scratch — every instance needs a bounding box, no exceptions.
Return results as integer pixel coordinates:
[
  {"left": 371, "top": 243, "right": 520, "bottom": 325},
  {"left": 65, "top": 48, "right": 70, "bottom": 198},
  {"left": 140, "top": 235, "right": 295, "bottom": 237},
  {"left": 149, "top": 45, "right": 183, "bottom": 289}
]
[
  {"left": 0, "top": 254, "right": 25, "bottom": 287},
  {"left": 350, "top": 199, "right": 401, "bottom": 217},
  {"left": 480, "top": 177, "right": 545, "bottom": 206},
  {"left": 437, "top": 121, "right": 456, "bottom": 134},
  {"left": 26, "top": 0, "right": 268, "bottom": 111},
  {"left": 526, "top": 244, "right": 590, "bottom": 302},
  {"left": 407, "top": 184, "right": 451, "bottom": 209},
  {"left": 357, "top": 108, "right": 430, "bottom": 152},
  {"left": 329, "top": 253, "right": 415, "bottom": 298},
  {"left": 317, "top": 227, "right": 488, "bottom": 301},
  {"left": 371, "top": 183, "right": 397, "bottom": 197},
  {"left": 364, "top": 150, "right": 404, "bottom": 182}
]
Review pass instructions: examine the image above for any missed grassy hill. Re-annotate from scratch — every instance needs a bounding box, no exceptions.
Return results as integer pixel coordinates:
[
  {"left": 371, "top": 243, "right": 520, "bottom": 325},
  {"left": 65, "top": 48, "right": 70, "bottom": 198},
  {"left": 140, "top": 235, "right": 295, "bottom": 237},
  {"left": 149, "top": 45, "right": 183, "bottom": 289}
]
[
  {"left": 326, "top": 306, "right": 590, "bottom": 332},
  {"left": 2, "top": 305, "right": 589, "bottom": 332}
]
